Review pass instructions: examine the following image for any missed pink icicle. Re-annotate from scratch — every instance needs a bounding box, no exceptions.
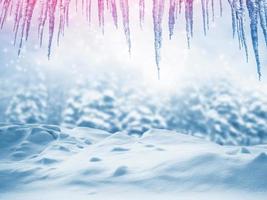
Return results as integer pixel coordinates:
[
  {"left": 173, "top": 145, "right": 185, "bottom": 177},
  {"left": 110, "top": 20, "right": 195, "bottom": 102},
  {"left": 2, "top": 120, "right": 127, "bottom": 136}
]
[
  {"left": 139, "top": 0, "right": 145, "bottom": 28},
  {"left": 48, "top": 0, "right": 58, "bottom": 58},
  {"left": 98, "top": 0, "right": 104, "bottom": 32},
  {"left": 120, "top": 0, "right": 131, "bottom": 53}
]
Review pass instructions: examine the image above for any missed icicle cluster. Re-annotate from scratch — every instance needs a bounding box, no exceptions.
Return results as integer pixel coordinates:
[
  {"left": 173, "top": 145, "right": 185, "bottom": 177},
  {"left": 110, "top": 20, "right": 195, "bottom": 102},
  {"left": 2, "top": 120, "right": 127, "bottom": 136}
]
[{"left": 0, "top": 1, "right": 267, "bottom": 78}]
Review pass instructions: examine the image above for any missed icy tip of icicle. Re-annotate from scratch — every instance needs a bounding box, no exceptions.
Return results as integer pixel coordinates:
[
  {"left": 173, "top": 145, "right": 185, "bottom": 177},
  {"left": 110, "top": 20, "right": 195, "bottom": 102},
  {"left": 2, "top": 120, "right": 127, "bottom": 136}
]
[
  {"left": 128, "top": 41, "right": 131, "bottom": 55},
  {"left": 169, "top": 34, "right": 173, "bottom": 40},
  {"left": 258, "top": 70, "right": 262, "bottom": 81},
  {"left": 157, "top": 68, "right": 161, "bottom": 80}
]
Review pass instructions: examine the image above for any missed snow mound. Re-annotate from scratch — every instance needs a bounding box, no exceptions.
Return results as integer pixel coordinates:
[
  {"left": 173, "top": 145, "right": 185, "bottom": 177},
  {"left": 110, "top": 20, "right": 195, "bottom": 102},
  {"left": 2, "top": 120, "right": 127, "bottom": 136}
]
[
  {"left": 0, "top": 125, "right": 111, "bottom": 160},
  {"left": 0, "top": 125, "right": 58, "bottom": 160},
  {"left": 0, "top": 125, "right": 267, "bottom": 200}
]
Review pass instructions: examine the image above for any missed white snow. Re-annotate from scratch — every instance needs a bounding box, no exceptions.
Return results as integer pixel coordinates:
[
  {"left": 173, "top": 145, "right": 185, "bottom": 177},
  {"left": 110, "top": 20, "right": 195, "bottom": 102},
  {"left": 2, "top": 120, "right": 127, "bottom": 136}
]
[{"left": 0, "top": 125, "right": 267, "bottom": 200}]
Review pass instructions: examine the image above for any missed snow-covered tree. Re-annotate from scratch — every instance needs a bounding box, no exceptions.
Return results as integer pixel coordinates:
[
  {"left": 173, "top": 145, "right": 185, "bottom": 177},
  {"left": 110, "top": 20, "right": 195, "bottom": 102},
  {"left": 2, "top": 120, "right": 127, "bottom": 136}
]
[
  {"left": 165, "top": 78, "right": 267, "bottom": 145},
  {"left": 118, "top": 87, "right": 167, "bottom": 135},
  {"left": 62, "top": 75, "right": 122, "bottom": 133},
  {"left": 5, "top": 72, "right": 48, "bottom": 124},
  {"left": 166, "top": 85, "right": 208, "bottom": 136},
  {"left": 62, "top": 74, "right": 167, "bottom": 135}
]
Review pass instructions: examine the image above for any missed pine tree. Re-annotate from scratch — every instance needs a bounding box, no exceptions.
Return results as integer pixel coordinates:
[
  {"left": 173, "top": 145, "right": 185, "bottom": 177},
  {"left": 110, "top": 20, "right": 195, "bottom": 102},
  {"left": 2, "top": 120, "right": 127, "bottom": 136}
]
[
  {"left": 164, "top": 78, "right": 267, "bottom": 145},
  {"left": 119, "top": 86, "right": 167, "bottom": 135},
  {"left": 62, "top": 74, "right": 121, "bottom": 132},
  {"left": 5, "top": 72, "right": 48, "bottom": 124}
]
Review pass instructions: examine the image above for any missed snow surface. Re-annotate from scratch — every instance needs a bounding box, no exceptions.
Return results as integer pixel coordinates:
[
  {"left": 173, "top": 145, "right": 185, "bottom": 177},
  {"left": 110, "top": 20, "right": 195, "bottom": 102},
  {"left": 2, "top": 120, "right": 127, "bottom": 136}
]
[{"left": 0, "top": 124, "right": 267, "bottom": 200}]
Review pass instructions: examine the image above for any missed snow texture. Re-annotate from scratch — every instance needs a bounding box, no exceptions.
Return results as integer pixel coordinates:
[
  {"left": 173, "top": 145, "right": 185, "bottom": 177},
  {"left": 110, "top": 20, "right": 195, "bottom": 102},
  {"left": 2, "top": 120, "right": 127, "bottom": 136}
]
[{"left": 0, "top": 125, "right": 267, "bottom": 200}]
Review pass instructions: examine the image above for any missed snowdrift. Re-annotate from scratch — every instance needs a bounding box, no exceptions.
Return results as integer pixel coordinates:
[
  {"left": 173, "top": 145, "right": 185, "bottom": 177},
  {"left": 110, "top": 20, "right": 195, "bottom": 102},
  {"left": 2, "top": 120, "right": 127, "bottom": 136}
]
[{"left": 0, "top": 124, "right": 267, "bottom": 200}]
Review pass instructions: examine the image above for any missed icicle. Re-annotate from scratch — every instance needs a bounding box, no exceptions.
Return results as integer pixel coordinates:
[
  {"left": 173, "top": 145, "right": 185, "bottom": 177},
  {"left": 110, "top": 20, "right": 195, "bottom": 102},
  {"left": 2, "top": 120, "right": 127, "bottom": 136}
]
[
  {"left": 98, "top": 0, "right": 104, "bottom": 32},
  {"left": 206, "top": 0, "right": 210, "bottom": 31},
  {"left": 13, "top": 0, "right": 20, "bottom": 32},
  {"left": 110, "top": 0, "right": 118, "bottom": 28},
  {"left": 228, "top": 0, "right": 237, "bottom": 38},
  {"left": 38, "top": 0, "right": 49, "bottom": 47},
  {"left": 9, "top": 0, "right": 14, "bottom": 16},
  {"left": 246, "top": 0, "right": 261, "bottom": 80},
  {"left": 185, "top": 0, "right": 193, "bottom": 48},
  {"left": 17, "top": 0, "right": 29, "bottom": 55},
  {"left": 258, "top": 0, "right": 267, "bottom": 46},
  {"left": 13, "top": 0, "right": 23, "bottom": 46},
  {"left": 238, "top": 0, "right": 249, "bottom": 62},
  {"left": 48, "top": 0, "right": 58, "bottom": 59},
  {"left": 201, "top": 0, "right": 208, "bottom": 35},
  {"left": 178, "top": 0, "right": 183, "bottom": 15},
  {"left": 57, "top": 0, "right": 64, "bottom": 45},
  {"left": 120, "top": 0, "right": 131, "bottom": 53},
  {"left": 153, "top": 0, "right": 165, "bottom": 79},
  {"left": 16, "top": 0, "right": 37, "bottom": 55},
  {"left": 0, "top": 0, "right": 12, "bottom": 29},
  {"left": 82, "top": 0, "right": 85, "bottom": 13},
  {"left": 168, "top": 0, "right": 176, "bottom": 39},
  {"left": 220, "top": 0, "right": 223, "bottom": 16},
  {"left": 228, "top": 0, "right": 248, "bottom": 61},
  {"left": 189, "top": 0, "right": 193, "bottom": 37},
  {"left": 211, "top": 0, "right": 214, "bottom": 21},
  {"left": 25, "top": 0, "right": 37, "bottom": 41},
  {"left": 65, "top": 0, "right": 70, "bottom": 26},
  {"left": 139, "top": 0, "right": 145, "bottom": 28},
  {"left": 85, "top": 0, "right": 92, "bottom": 24}
]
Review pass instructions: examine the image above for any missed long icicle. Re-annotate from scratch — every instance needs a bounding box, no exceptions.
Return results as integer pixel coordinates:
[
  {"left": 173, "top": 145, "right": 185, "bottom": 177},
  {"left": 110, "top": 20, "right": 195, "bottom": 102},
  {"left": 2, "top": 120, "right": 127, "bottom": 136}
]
[
  {"left": 139, "top": 0, "right": 145, "bottom": 28},
  {"left": 48, "top": 0, "right": 57, "bottom": 58},
  {"left": 247, "top": 0, "right": 261, "bottom": 80},
  {"left": 153, "top": 0, "right": 165, "bottom": 79},
  {"left": 168, "top": 0, "right": 176, "bottom": 39},
  {"left": 120, "top": 0, "right": 131, "bottom": 53}
]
